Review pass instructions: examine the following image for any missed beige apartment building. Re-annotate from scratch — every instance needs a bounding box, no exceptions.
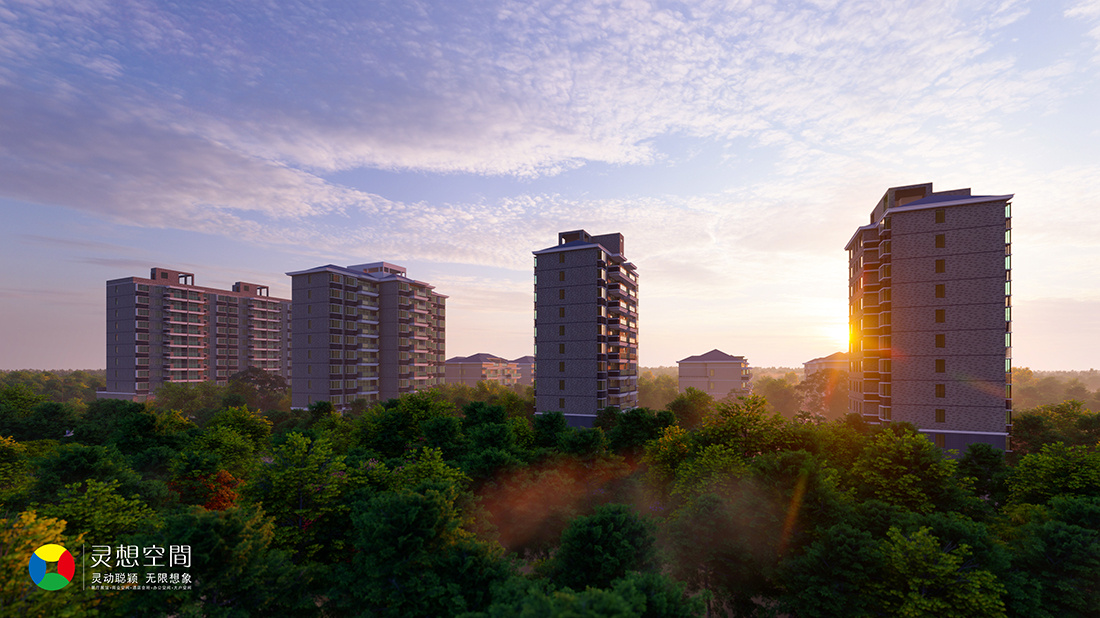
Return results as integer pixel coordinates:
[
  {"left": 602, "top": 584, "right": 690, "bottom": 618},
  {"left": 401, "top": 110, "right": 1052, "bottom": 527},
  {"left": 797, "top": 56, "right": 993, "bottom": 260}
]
[
  {"left": 286, "top": 262, "right": 445, "bottom": 410},
  {"left": 804, "top": 352, "right": 849, "bottom": 376},
  {"left": 101, "top": 267, "right": 291, "bottom": 402},
  {"left": 445, "top": 353, "right": 519, "bottom": 387},
  {"left": 511, "top": 355, "right": 535, "bottom": 386},
  {"left": 847, "top": 183, "right": 1012, "bottom": 452},
  {"left": 678, "top": 350, "right": 752, "bottom": 399}
]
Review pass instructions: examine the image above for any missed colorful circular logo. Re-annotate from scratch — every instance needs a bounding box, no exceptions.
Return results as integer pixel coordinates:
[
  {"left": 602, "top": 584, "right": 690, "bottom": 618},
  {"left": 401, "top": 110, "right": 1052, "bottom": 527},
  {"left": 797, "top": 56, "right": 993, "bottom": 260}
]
[{"left": 28, "top": 544, "right": 74, "bottom": 590}]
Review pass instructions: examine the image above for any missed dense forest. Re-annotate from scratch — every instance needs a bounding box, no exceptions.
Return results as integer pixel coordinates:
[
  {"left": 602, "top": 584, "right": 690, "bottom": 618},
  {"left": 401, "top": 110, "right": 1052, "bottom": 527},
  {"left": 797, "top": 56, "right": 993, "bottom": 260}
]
[{"left": 2, "top": 369, "right": 1099, "bottom": 617}]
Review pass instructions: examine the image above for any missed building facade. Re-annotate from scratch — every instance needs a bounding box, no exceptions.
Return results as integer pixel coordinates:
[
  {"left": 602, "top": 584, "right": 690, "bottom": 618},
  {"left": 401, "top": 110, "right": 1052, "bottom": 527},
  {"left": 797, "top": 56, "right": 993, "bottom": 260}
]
[
  {"left": 804, "top": 352, "right": 849, "bottom": 376},
  {"left": 846, "top": 183, "right": 1012, "bottom": 451},
  {"left": 678, "top": 350, "right": 752, "bottom": 399},
  {"left": 533, "top": 230, "right": 639, "bottom": 426},
  {"left": 287, "top": 262, "right": 445, "bottom": 409},
  {"left": 445, "top": 353, "right": 519, "bottom": 387},
  {"left": 102, "top": 267, "right": 291, "bottom": 402},
  {"left": 511, "top": 355, "right": 535, "bottom": 386}
]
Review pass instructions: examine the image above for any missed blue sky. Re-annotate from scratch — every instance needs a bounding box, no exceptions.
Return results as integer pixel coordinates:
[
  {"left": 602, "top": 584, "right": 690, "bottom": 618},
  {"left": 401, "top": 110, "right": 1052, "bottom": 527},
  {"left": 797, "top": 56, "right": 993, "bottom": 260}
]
[{"left": 1, "top": 0, "right": 1098, "bottom": 371}]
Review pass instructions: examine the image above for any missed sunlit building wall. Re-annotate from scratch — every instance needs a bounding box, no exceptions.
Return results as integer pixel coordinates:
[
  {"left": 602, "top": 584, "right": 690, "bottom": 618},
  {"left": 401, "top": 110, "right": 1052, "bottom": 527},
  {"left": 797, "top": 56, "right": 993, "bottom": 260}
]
[
  {"left": 287, "top": 262, "right": 446, "bottom": 410},
  {"left": 846, "top": 183, "right": 1013, "bottom": 451},
  {"left": 102, "top": 267, "right": 290, "bottom": 402}
]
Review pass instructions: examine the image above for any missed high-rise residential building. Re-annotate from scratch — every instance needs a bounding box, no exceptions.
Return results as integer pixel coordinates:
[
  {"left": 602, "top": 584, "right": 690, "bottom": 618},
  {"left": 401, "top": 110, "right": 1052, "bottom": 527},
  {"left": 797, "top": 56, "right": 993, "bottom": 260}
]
[
  {"left": 445, "top": 353, "right": 519, "bottom": 387},
  {"left": 677, "top": 350, "right": 752, "bottom": 399},
  {"left": 101, "top": 267, "right": 291, "bottom": 402},
  {"left": 286, "top": 262, "right": 446, "bottom": 409},
  {"left": 846, "top": 183, "right": 1013, "bottom": 451},
  {"left": 533, "top": 230, "right": 639, "bottom": 426}
]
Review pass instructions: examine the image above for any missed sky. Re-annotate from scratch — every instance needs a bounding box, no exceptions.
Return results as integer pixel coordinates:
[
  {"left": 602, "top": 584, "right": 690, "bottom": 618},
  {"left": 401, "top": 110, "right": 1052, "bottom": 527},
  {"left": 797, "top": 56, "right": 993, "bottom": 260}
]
[{"left": 1, "top": 0, "right": 1099, "bottom": 371}]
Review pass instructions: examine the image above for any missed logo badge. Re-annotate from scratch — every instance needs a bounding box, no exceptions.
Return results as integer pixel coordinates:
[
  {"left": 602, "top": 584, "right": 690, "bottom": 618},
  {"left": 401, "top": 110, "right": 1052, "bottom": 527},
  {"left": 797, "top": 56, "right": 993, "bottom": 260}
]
[{"left": 29, "top": 544, "right": 74, "bottom": 590}]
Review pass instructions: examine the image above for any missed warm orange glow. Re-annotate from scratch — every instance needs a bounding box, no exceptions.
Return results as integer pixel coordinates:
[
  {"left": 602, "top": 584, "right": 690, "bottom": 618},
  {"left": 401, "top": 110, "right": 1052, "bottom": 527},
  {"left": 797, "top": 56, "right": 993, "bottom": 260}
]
[{"left": 778, "top": 472, "right": 808, "bottom": 555}]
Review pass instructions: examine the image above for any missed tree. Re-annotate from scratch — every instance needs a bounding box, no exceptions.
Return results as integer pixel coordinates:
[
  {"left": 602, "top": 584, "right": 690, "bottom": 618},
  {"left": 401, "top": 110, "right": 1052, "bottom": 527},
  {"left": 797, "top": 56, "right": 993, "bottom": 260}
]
[
  {"left": 795, "top": 369, "right": 849, "bottom": 421},
  {"left": 120, "top": 506, "right": 315, "bottom": 618},
  {"left": 752, "top": 376, "right": 801, "bottom": 418},
  {"left": 957, "top": 442, "right": 1011, "bottom": 508},
  {"left": 849, "top": 426, "right": 961, "bottom": 513},
  {"left": 533, "top": 410, "right": 569, "bottom": 448},
  {"left": 780, "top": 524, "right": 1007, "bottom": 618},
  {"left": 461, "top": 571, "right": 704, "bottom": 618},
  {"left": 638, "top": 371, "right": 679, "bottom": 410},
  {"left": 0, "top": 511, "right": 109, "bottom": 617},
  {"left": 547, "top": 504, "right": 658, "bottom": 590},
  {"left": 330, "top": 482, "right": 512, "bottom": 617},
  {"left": 34, "top": 479, "right": 159, "bottom": 544},
  {"left": 1007, "top": 442, "right": 1100, "bottom": 505},
  {"left": 226, "top": 366, "right": 290, "bottom": 412},
  {"left": 206, "top": 405, "right": 273, "bottom": 452},
  {"left": 1009, "top": 496, "right": 1100, "bottom": 618},
  {"left": 0, "top": 383, "right": 49, "bottom": 412},
  {"left": 1009, "top": 400, "right": 1100, "bottom": 461},
  {"left": 666, "top": 387, "right": 714, "bottom": 429},
  {"left": 607, "top": 407, "right": 675, "bottom": 459},
  {"left": 244, "top": 433, "right": 351, "bottom": 563}
]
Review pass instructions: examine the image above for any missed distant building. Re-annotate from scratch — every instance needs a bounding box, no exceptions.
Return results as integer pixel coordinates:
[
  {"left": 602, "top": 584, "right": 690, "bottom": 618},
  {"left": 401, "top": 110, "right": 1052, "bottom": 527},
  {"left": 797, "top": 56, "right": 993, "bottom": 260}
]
[
  {"left": 804, "top": 352, "right": 849, "bottom": 376},
  {"left": 534, "top": 230, "right": 639, "bottom": 426},
  {"left": 511, "top": 355, "right": 535, "bottom": 386},
  {"left": 445, "top": 353, "right": 519, "bottom": 387},
  {"left": 846, "top": 183, "right": 1012, "bottom": 452},
  {"left": 102, "top": 267, "right": 290, "bottom": 402},
  {"left": 286, "top": 262, "right": 445, "bottom": 410},
  {"left": 678, "top": 350, "right": 752, "bottom": 399}
]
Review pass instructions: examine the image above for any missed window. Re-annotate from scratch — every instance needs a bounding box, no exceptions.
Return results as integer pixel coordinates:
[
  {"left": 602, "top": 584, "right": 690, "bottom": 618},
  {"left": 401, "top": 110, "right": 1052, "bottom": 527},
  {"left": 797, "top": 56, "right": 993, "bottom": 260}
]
[
  {"left": 559, "top": 325, "right": 565, "bottom": 336},
  {"left": 935, "top": 284, "right": 945, "bottom": 298},
  {"left": 935, "top": 208, "right": 945, "bottom": 223},
  {"left": 559, "top": 380, "right": 565, "bottom": 390},
  {"left": 935, "top": 234, "right": 945, "bottom": 248},
  {"left": 559, "top": 289, "right": 565, "bottom": 300},
  {"left": 559, "top": 307, "right": 565, "bottom": 318},
  {"left": 935, "top": 259, "right": 945, "bottom": 273},
  {"left": 559, "top": 271, "right": 565, "bottom": 281},
  {"left": 935, "top": 384, "right": 946, "bottom": 397},
  {"left": 559, "top": 343, "right": 565, "bottom": 354},
  {"left": 934, "top": 434, "right": 946, "bottom": 448},
  {"left": 936, "top": 359, "right": 946, "bottom": 373},
  {"left": 935, "top": 334, "right": 945, "bottom": 347},
  {"left": 559, "top": 398, "right": 565, "bottom": 409},
  {"left": 559, "top": 253, "right": 565, "bottom": 263},
  {"left": 709, "top": 369, "right": 715, "bottom": 377},
  {"left": 935, "top": 409, "right": 946, "bottom": 423},
  {"left": 881, "top": 406, "right": 892, "bottom": 420},
  {"left": 936, "top": 309, "right": 945, "bottom": 323},
  {"left": 559, "top": 362, "right": 565, "bottom": 372}
]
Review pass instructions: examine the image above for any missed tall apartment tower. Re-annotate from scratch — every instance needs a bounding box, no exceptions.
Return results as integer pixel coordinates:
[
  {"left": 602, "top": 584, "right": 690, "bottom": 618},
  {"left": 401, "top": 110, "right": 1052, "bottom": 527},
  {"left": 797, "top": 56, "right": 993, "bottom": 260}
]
[
  {"left": 102, "top": 267, "right": 291, "bottom": 402},
  {"left": 534, "top": 230, "right": 639, "bottom": 426},
  {"left": 286, "top": 262, "right": 446, "bottom": 409},
  {"left": 846, "top": 183, "right": 1013, "bottom": 452}
]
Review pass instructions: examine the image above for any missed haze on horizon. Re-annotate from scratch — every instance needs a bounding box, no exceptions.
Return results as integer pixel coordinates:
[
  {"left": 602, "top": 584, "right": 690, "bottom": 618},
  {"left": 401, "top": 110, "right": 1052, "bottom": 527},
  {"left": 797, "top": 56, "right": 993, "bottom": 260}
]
[{"left": 1, "top": 0, "right": 1098, "bottom": 371}]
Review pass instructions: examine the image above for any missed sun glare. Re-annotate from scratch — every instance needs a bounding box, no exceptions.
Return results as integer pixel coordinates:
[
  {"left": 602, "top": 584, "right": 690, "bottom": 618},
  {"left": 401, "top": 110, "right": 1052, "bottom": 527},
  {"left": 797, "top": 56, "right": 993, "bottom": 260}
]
[{"left": 827, "top": 324, "right": 851, "bottom": 350}]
